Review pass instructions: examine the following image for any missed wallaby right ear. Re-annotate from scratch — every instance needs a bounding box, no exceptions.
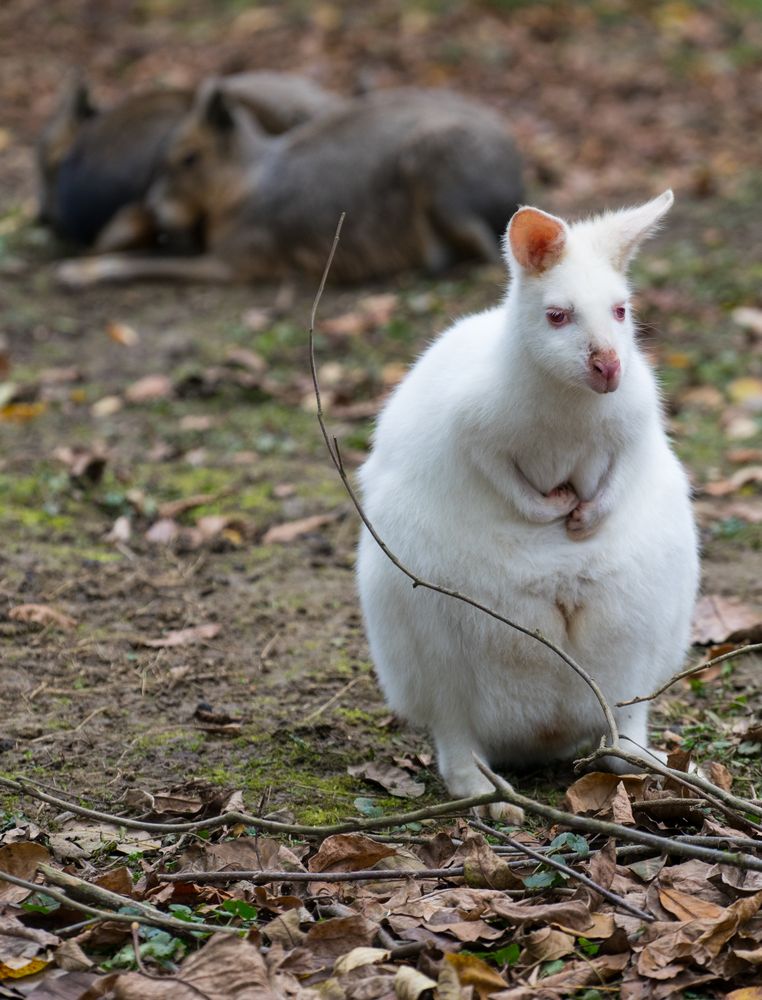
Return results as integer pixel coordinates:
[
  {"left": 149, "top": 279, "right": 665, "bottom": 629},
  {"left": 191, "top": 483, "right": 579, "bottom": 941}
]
[{"left": 505, "top": 207, "right": 568, "bottom": 275}]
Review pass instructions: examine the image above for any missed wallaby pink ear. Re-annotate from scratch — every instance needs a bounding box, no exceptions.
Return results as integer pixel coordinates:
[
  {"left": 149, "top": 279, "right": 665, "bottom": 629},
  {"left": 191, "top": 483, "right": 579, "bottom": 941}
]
[{"left": 507, "top": 207, "right": 567, "bottom": 274}]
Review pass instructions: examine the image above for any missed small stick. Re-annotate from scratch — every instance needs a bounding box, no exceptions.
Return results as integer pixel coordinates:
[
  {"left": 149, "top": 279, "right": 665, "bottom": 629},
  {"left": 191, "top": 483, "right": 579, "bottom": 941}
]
[
  {"left": 578, "top": 744, "right": 762, "bottom": 825},
  {"left": 474, "top": 758, "right": 762, "bottom": 874},
  {"left": 618, "top": 643, "right": 762, "bottom": 706},
  {"left": 471, "top": 819, "right": 653, "bottom": 923},
  {"left": 307, "top": 216, "right": 619, "bottom": 749},
  {"left": 38, "top": 864, "right": 241, "bottom": 936},
  {"left": 158, "top": 865, "right": 479, "bottom": 886},
  {"left": 3, "top": 775, "right": 499, "bottom": 837},
  {"left": 0, "top": 870, "right": 240, "bottom": 937},
  {"left": 303, "top": 675, "right": 365, "bottom": 724}
]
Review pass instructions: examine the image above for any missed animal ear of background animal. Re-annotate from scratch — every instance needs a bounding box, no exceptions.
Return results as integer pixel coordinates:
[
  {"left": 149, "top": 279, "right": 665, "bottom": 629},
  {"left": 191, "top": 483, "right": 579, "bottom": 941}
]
[
  {"left": 203, "top": 87, "right": 236, "bottom": 133},
  {"left": 506, "top": 207, "right": 567, "bottom": 275},
  {"left": 58, "top": 76, "right": 96, "bottom": 124},
  {"left": 600, "top": 189, "right": 674, "bottom": 271}
]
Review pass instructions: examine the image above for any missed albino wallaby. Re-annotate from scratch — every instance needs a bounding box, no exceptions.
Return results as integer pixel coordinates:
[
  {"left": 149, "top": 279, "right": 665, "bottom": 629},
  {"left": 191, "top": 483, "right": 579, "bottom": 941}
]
[
  {"left": 55, "top": 84, "right": 523, "bottom": 288},
  {"left": 39, "top": 72, "right": 344, "bottom": 250},
  {"left": 356, "top": 191, "right": 699, "bottom": 823}
]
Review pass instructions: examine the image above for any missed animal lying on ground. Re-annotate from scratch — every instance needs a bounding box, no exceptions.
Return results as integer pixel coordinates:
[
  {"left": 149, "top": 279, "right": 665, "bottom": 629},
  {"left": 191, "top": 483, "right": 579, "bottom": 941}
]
[
  {"left": 356, "top": 190, "right": 699, "bottom": 822},
  {"left": 38, "top": 72, "right": 344, "bottom": 251},
  {"left": 55, "top": 84, "right": 524, "bottom": 288}
]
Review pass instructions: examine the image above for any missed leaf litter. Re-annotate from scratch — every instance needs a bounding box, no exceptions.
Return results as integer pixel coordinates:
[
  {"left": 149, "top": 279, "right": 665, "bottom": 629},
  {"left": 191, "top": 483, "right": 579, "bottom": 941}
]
[{"left": 3, "top": 766, "right": 762, "bottom": 997}]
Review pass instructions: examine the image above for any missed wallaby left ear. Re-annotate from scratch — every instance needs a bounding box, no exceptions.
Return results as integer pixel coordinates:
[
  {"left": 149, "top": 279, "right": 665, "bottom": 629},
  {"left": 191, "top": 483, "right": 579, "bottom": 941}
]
[{"left": 607, "top": 189, "right": 674, "bottom": 270}]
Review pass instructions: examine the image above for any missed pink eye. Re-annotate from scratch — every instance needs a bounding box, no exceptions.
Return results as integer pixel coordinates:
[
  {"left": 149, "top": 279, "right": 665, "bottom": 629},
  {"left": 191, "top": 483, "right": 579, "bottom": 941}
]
[
  {"left": 546, "top": 309, "right": 570, "bottom": 328},
  {"left": 613, "top": 304, "right": 626, "bottom": 322}
]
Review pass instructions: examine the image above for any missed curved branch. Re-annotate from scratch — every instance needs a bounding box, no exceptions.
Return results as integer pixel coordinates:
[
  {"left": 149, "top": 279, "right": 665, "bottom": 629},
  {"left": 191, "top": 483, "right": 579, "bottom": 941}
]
[
  {"left": 308, "top": 216, "right": 618, "bottom": 748},
  {"left": 617, "top": 642, "right": 762, "bottom": 707}
]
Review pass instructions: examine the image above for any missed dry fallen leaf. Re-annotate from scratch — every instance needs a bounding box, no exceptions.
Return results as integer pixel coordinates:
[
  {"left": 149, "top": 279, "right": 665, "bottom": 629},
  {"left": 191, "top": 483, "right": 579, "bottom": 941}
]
[
  {"left": 125, "top": 374, "right": 173, "bottom": 404},
  {"left": 658, "top": 885, "right": 726, "bottom": 921},
  {"left": 703, "top": 465, "right": 762, "bottom": 497},
  {"left": 140, "top": 624, "right": 222, "bottom": 648},
  {"left": 394, "top": 965, "right": 437, "bottom": 1000},
  {"left": 309, "top": 833, "right": 396, "bottom": 873},
  {"left": 8, "top": 604, "right": 77, "bottom": 631},
  {"left": 691, "top": 594, "right": 762, "bottom": 644},
  {"left": 348, "top": 761, "right": 425, "bottom": 799},
  {"left": 106, "top": 321, "right": 139, "bottom": 347},
  {"left": 0, "top": 842, "right": 50, "bottom": 903},
  {"left": 80, "top": 934, "right": 275, "bottom": 999},
  {"left": 262, "top": 512, "right": 340, "bottom": 544},
  {"left": 446, "top": 952, "right": 508, "bottom": 997}
]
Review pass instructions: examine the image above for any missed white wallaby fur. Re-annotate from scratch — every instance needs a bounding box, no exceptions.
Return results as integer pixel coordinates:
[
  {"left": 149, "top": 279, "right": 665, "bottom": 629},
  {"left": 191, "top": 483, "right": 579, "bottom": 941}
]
[{"left": 356, "top": 191, "right": 699, "bottom": 823}]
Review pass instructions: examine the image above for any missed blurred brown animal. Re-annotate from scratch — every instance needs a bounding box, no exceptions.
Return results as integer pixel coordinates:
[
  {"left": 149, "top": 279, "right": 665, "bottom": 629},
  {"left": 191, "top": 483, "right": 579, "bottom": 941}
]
[
  {"left": 57, "top": 83, "right": 524, "bottom": 287},
  {"left": 39, "top": 72, "right": 345, "bottom": 252}
]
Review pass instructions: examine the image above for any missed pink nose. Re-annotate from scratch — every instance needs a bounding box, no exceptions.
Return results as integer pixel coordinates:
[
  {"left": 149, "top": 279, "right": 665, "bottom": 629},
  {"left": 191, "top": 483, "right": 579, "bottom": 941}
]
[{"left": 588, "top": 351, "right": 621, "bottom": 393}]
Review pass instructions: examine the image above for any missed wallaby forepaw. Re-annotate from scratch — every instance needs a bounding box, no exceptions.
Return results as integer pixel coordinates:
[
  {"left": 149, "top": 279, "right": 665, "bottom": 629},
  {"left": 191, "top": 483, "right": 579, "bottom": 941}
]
[
  {"left": 566, "top": 501, "right": 600, "bottom": 539},
  {"left": 545, "top": 483, "right": 578, "bottom": 516}
]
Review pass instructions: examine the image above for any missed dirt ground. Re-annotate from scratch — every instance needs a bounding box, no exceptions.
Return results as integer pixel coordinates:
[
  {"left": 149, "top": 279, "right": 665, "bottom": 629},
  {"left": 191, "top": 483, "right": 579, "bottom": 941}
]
[{"left": 1, "top": 0, "right": 761, "bottom": 826}]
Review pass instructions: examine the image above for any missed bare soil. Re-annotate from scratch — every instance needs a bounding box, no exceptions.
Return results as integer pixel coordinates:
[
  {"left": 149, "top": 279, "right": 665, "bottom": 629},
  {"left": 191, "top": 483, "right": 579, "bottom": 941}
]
[{"left": 0, "top": 0, "right": 761, "bottom": 823}]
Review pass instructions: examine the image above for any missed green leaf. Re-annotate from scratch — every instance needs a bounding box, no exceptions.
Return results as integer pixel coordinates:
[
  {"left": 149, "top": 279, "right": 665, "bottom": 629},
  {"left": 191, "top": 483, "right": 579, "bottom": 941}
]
[
  {"left": 549, "top": 832, "right": 589, "bottom": 857},
  {"left": 21, "top": 892, "right": 60, "bottom": 915},
  {"left": 523, "top": 870, "right": 558, "bottom": 889},
  {"left": 577, "top": 936, "right": 600, "bottom": 956},
  {"left": 219, "top": 898, "right": 258, "bottom": 922},
  {"left": 462, "top": 942, "right": 520, "bottom": 967},
  {"left": 353, "top": 797, "right": 385, "bottom": 817},
  {"left": 168, "top": 904, "right": 204, "bottom": 924},
  {"left": 540, "top": 959, "right": 565, "bottom": 977}
]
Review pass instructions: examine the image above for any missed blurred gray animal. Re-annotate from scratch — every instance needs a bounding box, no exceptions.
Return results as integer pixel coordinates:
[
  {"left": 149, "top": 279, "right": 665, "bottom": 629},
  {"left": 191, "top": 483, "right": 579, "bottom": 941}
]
[
  {"left": 38, "top": 72, "right": 345, "bottom": 251},
  {"left": 57, "top": 84, "right": 524, "bottom": 287}
]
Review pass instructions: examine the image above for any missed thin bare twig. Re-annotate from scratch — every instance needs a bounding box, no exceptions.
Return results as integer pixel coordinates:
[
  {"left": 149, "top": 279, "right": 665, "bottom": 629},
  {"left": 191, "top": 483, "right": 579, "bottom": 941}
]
[
  {"left": 475, "top": 757, "right": 762, "bottom": 873},
  {"left": 0, "top": 869, "right": 240, "bottom": 937},
  {"left": 577, "top": 744, "right": 762, "bottom": 825},
  {"left": 308, "top": 215, "right": 618, "bottom": 749},
  {"left": 618, "top": 642, "right": 762, "bottom": 706},
  {"left": 3, "top": 775, "right": 499, "bottom": 837},
  {"left": 471, "top": 819, "right": 653, "bottom": 922},
  {"left": 160, "top": 865, "right": 466, "bottom": 885}
]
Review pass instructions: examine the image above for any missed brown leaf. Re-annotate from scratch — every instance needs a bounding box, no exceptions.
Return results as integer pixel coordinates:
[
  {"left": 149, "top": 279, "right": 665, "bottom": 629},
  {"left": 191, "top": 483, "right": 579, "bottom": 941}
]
[
  {"left": 446, "top": 952, "right": 507, "bottom": 997},
  {"left": 226, "top": 347, "right": 267, "bottom": 376},
  {"left": 461, "top": 834, "right": 523, "bottom": 890},
  {"left": 125, "top": 374, "right": 173, "bottom": 404},
  {"left": 262, "top": 512, "right": 340, "bottom": 544},
  {"left": 658, "top": 886, "right": 725, "bottom": 921},
  {"left": 157, "top": 493, "right": 222, "bottom": 519},
  {"left": 348, "top": 762, "right": 425, "bottom": 799},
  {"left": 309, "top": 834, "right": 395, "bottom": 873},
  {"left": 106, "top": 321, "right": 139, "bottom": 347},
  {"left": 703, "top": 760, "right": 733, "bottom": 791},
  {"left": 519, "top": 926, "right": 576, "bottom": 964},
  {"left": 691, "top": 595, "right": 762, "bottom": 645},
  {"left": 84, "top": 934, "right": 277, "bottom": 999},
  {"left": 8, "top": 604, "right": 77, "bottom": 630},
  {"left": 0, "top": 914, "right": 60, "bottom": 966},
  {"left": 306, "top": 915, "right": 378, "bottom": 963},
  {"left": 394, "top": 965, "right": 437, "bottom": 1000},
  {"left": 487, "top": 897, "right": 594, "bottom": 931},
  {"left": 704, "top": 465, "right": 762, "bottom": 497},
  {"left": 26, "top": 970, "right": 100, "bottom": 999},
  {"left": 564, "top": 772, "right": 641, "bottom": 820},
  {"left": 0, "top": 842, "right": 50, "bottom": 903},
  {"left": 140, "top": 624, "right": 221, "bottom": 648}
]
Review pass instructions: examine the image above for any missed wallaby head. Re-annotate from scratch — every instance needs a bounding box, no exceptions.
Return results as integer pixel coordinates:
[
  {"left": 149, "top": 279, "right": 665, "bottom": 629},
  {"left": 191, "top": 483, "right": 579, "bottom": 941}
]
[
  {"left": 149, "top": 81, "right": 265, "bottom": 233},
  {"left": 503, "top": 190, "right": 674, "bottom": 395},
  {"left": 37, "top": 76, "right": 97, "bottom": 223}
]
